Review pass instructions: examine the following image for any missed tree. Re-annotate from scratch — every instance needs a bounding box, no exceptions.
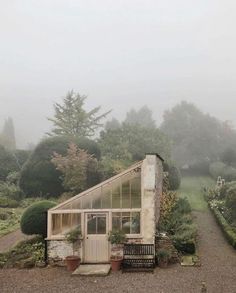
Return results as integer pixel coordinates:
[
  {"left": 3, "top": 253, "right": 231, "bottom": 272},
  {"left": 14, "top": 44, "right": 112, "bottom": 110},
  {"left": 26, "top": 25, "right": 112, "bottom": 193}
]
[
  {"left": 1, "top": 117, "right": 16, "bottom": 150},
  {"left": 20, "top": 201, "right": 56, "bottom": 237},
  {"left": 105, "top": 118, "right": 120, "bottom": 131},
  {"left": 124, "top": 106, "right": 156, "bottom": 128},
  {"left": 48, "top": 91, "right": 111, "bottom": 137},
  {"left": 221, "top": 148, "right": 236, "bottom": 166},
  {"left": 19, "top": 136, "right": 101, "bottom": 197},
  {"left": 0, "top": 145, "right": 18, "bottom": 180},
  {"left": 51, "top": 143, "right": 98, "bottom": 193},
  {"left": 161, "top": 101, "right": 236, "bottom": 168},
  {"left": 99, "top": 123, "right": 171, "bottom": 163}
]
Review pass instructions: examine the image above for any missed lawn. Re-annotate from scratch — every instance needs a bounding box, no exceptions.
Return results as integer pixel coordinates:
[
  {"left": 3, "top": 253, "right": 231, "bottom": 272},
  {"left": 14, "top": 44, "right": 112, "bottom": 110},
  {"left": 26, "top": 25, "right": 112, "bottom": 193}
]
[{"left": 178, "top": 176, "right": 215, "bottom": 212}]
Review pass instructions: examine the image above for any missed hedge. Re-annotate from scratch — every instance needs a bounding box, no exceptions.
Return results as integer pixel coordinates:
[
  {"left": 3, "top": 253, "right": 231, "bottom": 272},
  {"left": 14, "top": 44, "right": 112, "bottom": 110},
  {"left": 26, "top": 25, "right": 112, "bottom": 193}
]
[{"left": 209, "top": 205, "right": 236, "bottom": 249}]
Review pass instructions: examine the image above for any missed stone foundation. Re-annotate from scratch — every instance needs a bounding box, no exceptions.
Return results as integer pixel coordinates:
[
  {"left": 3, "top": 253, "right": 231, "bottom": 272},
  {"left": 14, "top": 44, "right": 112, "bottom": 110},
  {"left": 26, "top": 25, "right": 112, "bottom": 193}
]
[{"left": 47, "top": 240, "right": 82, "bottom": 266}]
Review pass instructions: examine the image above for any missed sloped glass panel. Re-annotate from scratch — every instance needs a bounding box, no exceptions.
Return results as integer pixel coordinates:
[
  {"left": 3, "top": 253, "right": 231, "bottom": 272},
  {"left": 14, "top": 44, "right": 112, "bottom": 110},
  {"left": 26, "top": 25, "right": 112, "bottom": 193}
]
[
  {"left": 82, "top": 194, "right": 92, "bottom": 209},
  {"left": 122, "top": 181, "right": 130, "bottom": 208},
  {"left": 112, "top": 183, "right": 121, "bottom": 208},
  {"left": 92, "top": 188, "right": 102, "bottom": 209},
  {"left": 131, "top": 177, "right": 141, "bottom": 208},
  {"left": 101, "top": 184, "right": 111, "bottom": 208}
]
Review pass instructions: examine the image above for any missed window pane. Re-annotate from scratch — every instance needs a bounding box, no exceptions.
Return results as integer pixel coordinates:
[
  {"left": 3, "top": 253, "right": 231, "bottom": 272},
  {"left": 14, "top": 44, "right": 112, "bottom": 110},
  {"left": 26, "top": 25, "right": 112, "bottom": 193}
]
[
  {"left": 71, "top": 199, "right": 81, "bottom": 209},
  {"left": 112, "top": 183, "right": 121, "bottom": 208},
  {"left": 101, "top": 185, "right": 111, "bottom": 208},
  {"left": 87, "top": 214, "right": 96, "bottom": 234},
  {"left": 92, "top": 188, "right": 102, "bottom": 209},
  {"left": 52, "top": 214, "right": 61, "bottom": 235},
  {"left": 131, "top": 212, "right": 140, "bottom": 234},
  {"left": 122, "top": 181, "right": 130, "bottom": 208},
  {"left": 131, "top": 177, "right": 141, "bottom": 208},
  {"left": 112, "top": 212, "right": 121, "bottom": 231},
  {"left": 122, "top": 215, "right": 131, "bottom": 234},
  {"left": 62, "top": 213, "right": 71, "bottom": 234},
  {"left": 71, "top": 213, "right": 81, "bottom": 230},
  {"left": 97, "top": 216, "right": 106, "bottom": 234},
  {"left": 82, "top": 195, "right": 92, "bottom": 209}
]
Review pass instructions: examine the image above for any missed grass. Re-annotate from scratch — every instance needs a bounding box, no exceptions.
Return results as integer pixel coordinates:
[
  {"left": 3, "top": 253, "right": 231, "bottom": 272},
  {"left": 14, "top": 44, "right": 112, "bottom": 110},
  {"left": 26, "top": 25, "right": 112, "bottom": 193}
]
[{"left": 178, "top": 176, "right": 215, "bottom": 212}]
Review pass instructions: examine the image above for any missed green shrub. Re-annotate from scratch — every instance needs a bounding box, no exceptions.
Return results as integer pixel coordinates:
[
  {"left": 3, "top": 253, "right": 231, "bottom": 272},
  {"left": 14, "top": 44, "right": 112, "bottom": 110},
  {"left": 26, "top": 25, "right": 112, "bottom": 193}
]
[
  {"left": 0, "top": 146, "right": 19, "bottom": 180},
  {"left": 0, "top": 182, "right": 24, "bottom": 201},
  {"left": 168, "top": 166, "right": 181, "bottom": 190},
  {"left": 210, "top": 206, "right": 236, "bottom": 249},
  {"left": 108, "top": 229, "right": 127, "bottom": 244},
  {"left": 20, "top": 201, "right": 56, "bottom": 237},
  {"left": 174, "top": 197, "right": 191, "bottom": 214},
  {"left": 0, "top": 197, "right": 19, "bottom": 208},
  {"left": 19, "top": 136, "right": 101, "bottom": 198},
  {"left": 0, "top": 235, "right": 45, "bottom": 268}
]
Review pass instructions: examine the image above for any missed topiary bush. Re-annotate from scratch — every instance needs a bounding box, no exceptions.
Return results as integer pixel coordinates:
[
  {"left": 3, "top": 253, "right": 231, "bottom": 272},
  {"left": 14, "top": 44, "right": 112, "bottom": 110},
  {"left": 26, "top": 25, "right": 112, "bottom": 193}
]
[
  {"left": 168, "top": 166, "right": 181, "bottom": 190},
  {"left": 19, "top": 136, "right": 101, "bottom": 198},
  {"left": 20, "top": 201, "right": 56, "bottom": 237}
]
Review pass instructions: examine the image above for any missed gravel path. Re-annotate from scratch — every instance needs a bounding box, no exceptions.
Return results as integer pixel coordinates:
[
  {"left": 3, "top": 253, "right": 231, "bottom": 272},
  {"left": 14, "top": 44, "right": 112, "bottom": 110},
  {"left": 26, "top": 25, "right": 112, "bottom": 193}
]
[
  {"left": 0, "top": 210, "right": 236, "bottom": 292},
  {"left": 0, "top": 229, "right": 31, "bottom": 253}
]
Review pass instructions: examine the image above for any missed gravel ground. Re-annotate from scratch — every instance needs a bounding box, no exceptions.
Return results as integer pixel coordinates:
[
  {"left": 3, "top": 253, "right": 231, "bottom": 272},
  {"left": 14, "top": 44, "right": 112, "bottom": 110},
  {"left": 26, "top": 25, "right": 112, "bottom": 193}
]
[
  {"left": 1, "top": 210, "right": 236, "bottom": 293},
  {"left": 0, "top": 230, "right": 31, "bottom": 253}
]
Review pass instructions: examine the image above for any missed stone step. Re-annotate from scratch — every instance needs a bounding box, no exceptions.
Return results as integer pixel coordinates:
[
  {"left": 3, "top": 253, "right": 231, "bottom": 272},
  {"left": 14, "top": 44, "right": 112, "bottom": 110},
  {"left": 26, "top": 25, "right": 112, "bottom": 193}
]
[{"left": 72, "top": 264, "right": 111, "bottom": 276}]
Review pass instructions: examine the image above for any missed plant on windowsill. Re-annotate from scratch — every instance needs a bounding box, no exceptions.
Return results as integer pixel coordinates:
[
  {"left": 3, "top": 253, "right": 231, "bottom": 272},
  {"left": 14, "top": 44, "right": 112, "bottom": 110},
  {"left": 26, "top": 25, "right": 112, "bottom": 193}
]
[
  {"left": 108, "top": 229, "right": 126, "bottom": 271},
  {"left": 156, "top": 249, "right": 170, "bottom": 268},
  {"left": 65, "top": 227, "right": 82, "bottom": 272}
]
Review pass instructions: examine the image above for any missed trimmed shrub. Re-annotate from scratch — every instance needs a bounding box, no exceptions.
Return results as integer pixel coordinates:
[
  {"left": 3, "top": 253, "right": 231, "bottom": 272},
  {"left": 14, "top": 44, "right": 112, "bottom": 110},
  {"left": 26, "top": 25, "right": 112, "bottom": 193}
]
[
  {"left": 20, "top": 201, "right": 56, "bottom": 237},
  {"left": 210, "top": 206, "right": 236, "bottom": 249},
  {"left": 168, "top": 166, "right": 181, "bottom": 190},
  {"left": 19, "top": 136, "right": 101, "bottom": 198}
]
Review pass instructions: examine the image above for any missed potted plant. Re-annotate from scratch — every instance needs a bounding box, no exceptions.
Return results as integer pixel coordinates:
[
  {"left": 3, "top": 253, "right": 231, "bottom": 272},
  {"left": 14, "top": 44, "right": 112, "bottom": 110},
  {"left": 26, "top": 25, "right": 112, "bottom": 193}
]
[
  {"left": 65, "top": 227, "right": 82, "bottom": 272},
  {"left": 156, "top": 249, "right": 170, "bottom": 268},
  {"left": 108, "top": 229, "right": 126, "bottom": 271}
]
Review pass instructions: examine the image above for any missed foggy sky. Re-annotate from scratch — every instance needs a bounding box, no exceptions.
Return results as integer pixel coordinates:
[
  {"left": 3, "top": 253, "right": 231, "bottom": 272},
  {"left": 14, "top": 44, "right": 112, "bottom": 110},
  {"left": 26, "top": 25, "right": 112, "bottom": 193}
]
[{"left": 1, "top": 0, "right": 236, "bottom": 148}]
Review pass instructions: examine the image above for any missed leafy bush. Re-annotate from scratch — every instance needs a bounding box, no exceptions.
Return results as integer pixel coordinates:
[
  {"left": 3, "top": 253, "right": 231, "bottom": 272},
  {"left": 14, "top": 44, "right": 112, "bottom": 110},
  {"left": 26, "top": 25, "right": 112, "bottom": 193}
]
[
  {"left": 158, "top": 197, "right": 196, "bottom": 254},
  {"left": 168, "top": 166, "right": 181, "bottom": 190},
  {"left": 0, "top": 182, "right": 24, "bottom": 201},
  {"left": 0, "top": 236, "right": 45, "bottom": 268},
  {"left": 20, "top": 201, "right": 56, "bottom": 237},
  {"left": 19, "top": 136, "right": 101, "bottom": 198},
  {"left": 108, "top": 229, "right": 127, "bottom": 244},
  {"left": 174, "top": 197, "right": 191, "bottom": 214},
  {"left": 0, "top": 197, "right": 19, "bottom": 208}
]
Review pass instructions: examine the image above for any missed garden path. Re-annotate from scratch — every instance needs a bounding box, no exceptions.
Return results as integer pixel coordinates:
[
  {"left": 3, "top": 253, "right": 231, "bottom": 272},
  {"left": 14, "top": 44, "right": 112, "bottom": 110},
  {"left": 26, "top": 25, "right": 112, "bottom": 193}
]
[{"left": 0, "top": 229, "right": 30, "bottom": 253}]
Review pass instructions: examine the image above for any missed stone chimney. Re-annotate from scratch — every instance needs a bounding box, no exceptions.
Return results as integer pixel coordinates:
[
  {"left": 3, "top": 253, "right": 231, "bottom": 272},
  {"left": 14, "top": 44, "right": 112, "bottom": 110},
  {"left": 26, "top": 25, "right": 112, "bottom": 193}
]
[{"left": 141, "top": 153, "right": 163, "bottom": 244}]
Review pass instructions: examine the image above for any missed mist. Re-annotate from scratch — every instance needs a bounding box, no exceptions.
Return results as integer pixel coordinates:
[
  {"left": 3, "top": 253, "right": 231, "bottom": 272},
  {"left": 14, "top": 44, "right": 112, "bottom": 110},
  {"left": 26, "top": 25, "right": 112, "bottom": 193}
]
[{"left": 1, "top": 0, "right": 236, "bottom": 148}]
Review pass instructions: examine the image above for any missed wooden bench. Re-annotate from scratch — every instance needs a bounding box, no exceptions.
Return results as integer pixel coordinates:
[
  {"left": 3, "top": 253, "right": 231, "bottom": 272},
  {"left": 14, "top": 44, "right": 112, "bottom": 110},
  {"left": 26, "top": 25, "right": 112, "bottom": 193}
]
[{"left": 122, "top": 243, "right": 155, "bottom": 272}]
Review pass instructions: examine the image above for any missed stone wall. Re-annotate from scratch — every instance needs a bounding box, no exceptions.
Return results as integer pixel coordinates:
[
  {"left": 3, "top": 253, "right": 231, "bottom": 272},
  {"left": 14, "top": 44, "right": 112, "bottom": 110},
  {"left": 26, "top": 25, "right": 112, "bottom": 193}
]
[{"left": 47, "top": 240, "right": 82, "bottom": 266}]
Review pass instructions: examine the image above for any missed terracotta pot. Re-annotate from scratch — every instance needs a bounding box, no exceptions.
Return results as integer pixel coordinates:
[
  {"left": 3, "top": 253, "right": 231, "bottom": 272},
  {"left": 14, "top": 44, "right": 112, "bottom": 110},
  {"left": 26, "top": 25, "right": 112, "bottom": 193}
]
[
  {"left": 110, "top": 258, "right": 122, "bottom": 271},
  {"left": 65, "top": 255, "right": 81, "bottom": 272}
]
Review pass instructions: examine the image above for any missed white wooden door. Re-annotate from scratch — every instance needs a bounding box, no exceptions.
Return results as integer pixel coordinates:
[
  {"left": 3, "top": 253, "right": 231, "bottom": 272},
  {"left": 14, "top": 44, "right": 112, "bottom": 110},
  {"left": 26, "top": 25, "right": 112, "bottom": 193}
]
[{"left": 84, "top": 213, "right": 109, "bottom": 263}]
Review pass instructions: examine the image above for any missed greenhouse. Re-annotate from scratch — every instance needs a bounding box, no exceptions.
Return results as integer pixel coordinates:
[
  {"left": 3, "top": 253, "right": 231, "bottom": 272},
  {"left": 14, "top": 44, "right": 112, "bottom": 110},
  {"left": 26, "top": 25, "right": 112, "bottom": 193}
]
[{"left": 47, "top": 154, "right": 163, "bottom": 264}]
